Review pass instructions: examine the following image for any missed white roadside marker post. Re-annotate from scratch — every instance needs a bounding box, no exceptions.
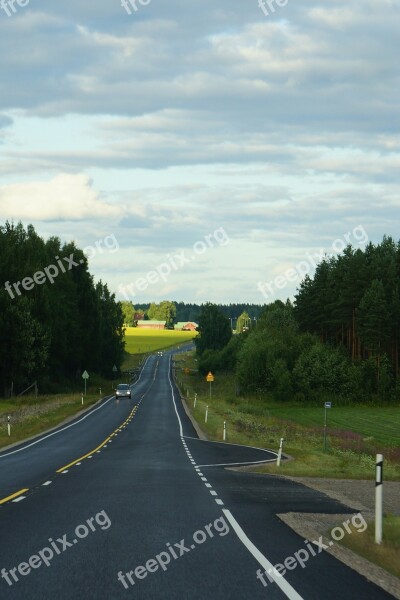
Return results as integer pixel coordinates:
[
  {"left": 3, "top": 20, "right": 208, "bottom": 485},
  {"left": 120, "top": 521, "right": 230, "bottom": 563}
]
[
  {"left": 205, "top": 405, "right": 208, "bottom": 423},
  {"left": 81, "top": 393, "right": 84, "bottom": 406},
  {"left": 194, "top": 393, "right": 197, "bottom": 409},
  {"left": 277, "top": 437, "right": 284, "bottom": 467},
  {"left": 375, "top": 453, "right": 383, "bottom": 544},
  {"left": 223, "top": 421, "right": 226, "bottom": 441},
  {"left": 7, "top": 415, "right": 10, "bottom": 437}
]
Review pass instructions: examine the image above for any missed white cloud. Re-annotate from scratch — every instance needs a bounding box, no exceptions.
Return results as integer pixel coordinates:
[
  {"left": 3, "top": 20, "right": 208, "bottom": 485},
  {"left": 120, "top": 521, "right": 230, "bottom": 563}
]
[
  {"left": 0, "top": 174, "right": 121, "bottom": 222},
  {"left": 0, "top": 0, "right": 399, "bottom": 302}
]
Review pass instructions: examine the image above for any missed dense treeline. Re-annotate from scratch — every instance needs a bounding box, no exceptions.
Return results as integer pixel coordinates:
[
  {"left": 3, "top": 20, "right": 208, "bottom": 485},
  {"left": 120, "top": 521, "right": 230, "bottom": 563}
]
[
  {"left": 134, "top": 302, "right": 264, "bottom": 323},
  {"left": 197, "top": 238, "right": 400, "bottom": 405},
  {"left": 295, "top": 237, "right": 400, "bottom": 382},
  {"left": 0, "top": 222, "right": 125, "bottom": 396}
]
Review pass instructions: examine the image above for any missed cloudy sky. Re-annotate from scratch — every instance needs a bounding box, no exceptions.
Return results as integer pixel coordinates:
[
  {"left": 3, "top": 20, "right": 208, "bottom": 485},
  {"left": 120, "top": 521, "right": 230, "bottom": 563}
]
[{"left": 0, "top": 0, "right": 399, "bottom": 304}]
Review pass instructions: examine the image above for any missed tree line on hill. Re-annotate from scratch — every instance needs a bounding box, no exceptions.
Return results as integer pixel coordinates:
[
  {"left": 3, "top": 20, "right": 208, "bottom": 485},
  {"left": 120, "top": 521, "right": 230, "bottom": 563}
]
[
  {"left": 195, "top": 237, "right": 400, "bottom": 405},
  {"left": 0, "top": 222, "right": 125, "bottom": 397},
  {"left": 121, "top": 301, "right": 264, "bottom": 327}
]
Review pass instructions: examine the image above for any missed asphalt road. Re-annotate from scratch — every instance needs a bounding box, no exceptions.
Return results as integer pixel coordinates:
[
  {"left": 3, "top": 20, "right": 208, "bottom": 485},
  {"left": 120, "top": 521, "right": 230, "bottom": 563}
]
[{"left": 0, "top": 353, "right": 394, "bottom": 599}]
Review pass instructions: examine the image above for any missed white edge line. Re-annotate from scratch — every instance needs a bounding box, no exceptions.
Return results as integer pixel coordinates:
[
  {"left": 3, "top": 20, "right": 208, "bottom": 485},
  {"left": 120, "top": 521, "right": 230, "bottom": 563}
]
[
  {"left": 0, "top": 357, "right": 150, "bottom": 460},
  {"left": 198, "top": 459, "right": 277, "bottom": 468},
  {"left": 170, "top": 353, "right": 302, "bottom": 600},
  {"left": 168, "top": 357, "right": 303, "bottom": 600},
  {"left": 182, "top": 435, "right": 279, "bottom": 457},
  {"left": 222, "top": 509, "right": 304, "bottom": 600},
  {"left": 168, "top": 356, "right": 183, "bottom": 437}
]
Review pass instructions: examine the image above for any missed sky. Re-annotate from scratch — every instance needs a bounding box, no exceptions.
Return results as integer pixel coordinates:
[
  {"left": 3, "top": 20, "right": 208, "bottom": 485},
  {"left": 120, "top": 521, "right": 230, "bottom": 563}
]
[{"left": 0, "top": 0, "right": 399, "bottom": 305}]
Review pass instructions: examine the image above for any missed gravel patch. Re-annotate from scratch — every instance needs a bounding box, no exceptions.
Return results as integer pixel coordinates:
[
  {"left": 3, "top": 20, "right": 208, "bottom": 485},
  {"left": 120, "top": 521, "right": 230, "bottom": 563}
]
[{"left": 274, "top": 476, "right": 400, "bottom": 599}]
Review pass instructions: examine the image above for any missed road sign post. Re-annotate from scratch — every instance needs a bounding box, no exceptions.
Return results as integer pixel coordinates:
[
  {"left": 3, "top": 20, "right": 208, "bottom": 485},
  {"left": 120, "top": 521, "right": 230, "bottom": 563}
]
[
  {"left": 82, "top": 370, "right": 89, "bottom": 396},
  {"left": 206, "top": 372, "right": 214, "bottom": 400},
  {"left": 324, "top": 401, "right": 332, "bottom": 451}
]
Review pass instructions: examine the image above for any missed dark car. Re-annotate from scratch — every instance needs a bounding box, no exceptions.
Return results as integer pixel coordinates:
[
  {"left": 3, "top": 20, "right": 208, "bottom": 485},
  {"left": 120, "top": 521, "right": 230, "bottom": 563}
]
[{"left": 115, "top": 383, "right": 131, "bottom": 399}]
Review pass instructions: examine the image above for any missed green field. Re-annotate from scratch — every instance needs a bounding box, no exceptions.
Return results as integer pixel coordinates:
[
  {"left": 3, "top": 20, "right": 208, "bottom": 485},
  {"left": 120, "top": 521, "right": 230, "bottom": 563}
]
[
  {"left": 173, "top": 351, "right": 400, "bottom": 480},
  {"left": 266, "top": 406, "right": 400, "bottom": 446},
  {"left": 124, "top": 327, "right": 197, "bottom": 354}
]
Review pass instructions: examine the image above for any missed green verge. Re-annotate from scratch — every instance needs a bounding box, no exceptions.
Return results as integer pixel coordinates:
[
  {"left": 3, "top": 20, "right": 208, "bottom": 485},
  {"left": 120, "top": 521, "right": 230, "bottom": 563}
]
[
  {"left": 0, "top": 330, "right": 195, "bottom": 450},
  {"left": 173, "top": 352, "right": 400, "bottom": 481},
  {"left": 174, "top": 351, "right": 400, "bottom": 579},
  {"left": 337, "top": 516, "right": 400, "bottom": 579},
  {"left": 0, "top": 392, "right": 102, "bottom": 450}
]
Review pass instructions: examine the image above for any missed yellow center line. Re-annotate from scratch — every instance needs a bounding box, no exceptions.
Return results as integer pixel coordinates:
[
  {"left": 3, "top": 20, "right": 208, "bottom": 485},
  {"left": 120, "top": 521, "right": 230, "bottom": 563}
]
[
  {"left": 0, "top": 488, "right": 29, "bottom": 505},
  {"left": 56, "top": 405, "right": 137, "bottom": 473}
]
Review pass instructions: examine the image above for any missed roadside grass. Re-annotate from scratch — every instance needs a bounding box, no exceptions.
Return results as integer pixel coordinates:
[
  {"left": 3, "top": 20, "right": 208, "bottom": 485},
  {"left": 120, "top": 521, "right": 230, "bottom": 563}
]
[
  {"left": 266, "top": 405, "right": 400, "bottom": 447},
  {"left": 173, "top": 352, "right": 400, "bottom": 481},
  {"left": 337, "top": 515, "right": 400, "bottom": 579},
  {"left": 0, "top": 329, "right": 194, "bottom": 451},
  {"left": 174, "top": 351, "right": 400, "bottom": 579},
  {"left": 124, "top": 327, "right": 197, "bottom": 354},
  {"left": 0, "top": 392, "right": 102, "bottom": 450}
]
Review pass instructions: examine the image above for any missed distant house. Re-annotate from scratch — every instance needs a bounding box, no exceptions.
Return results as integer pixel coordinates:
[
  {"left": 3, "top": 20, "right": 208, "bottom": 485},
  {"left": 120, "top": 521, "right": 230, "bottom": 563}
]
[
  {"left": 174, "top": 322, "right": 198, "bottom": 331},
  {"left": 134, "top": 311, "right": 145, "bottom": 321},
  {"left": 136, "top": 320, "right": 166, "bottom": 330}
]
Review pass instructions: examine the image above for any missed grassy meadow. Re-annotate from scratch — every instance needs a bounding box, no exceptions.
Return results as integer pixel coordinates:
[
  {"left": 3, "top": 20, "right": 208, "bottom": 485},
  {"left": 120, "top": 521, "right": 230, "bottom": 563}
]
[
  {"left": 124, "top": 327, "right": 197, "bottom": 354},
  {"left": 173, "top": 352, "right": 400, "bottom": 480}
]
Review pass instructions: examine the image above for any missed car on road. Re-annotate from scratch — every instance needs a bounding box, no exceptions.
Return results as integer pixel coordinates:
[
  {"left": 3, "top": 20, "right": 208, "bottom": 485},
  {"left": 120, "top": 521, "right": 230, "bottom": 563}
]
[{"left": 115, "top": 383, "right": 131, "bottom": 399}]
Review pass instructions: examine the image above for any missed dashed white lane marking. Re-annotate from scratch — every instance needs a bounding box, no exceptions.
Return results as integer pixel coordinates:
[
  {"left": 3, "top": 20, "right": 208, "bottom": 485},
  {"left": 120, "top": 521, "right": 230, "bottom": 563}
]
[
  {"left": 42, "top": 481, "right": 52, "bottom": 486},
  {"left": 61, "top": 470, "right": 68, "bottom": 474},
  {"left": 205, "top": 483, "right": 212, "bottom": 488},
  {"left": 76, "top": 462, "right": 82, "bottom": 466},
  {"left": 12, "top": 496, "right": 26, "bottom": 503},
  {"left": 176, "top": 381, "right": 303, "bottom": 600}
]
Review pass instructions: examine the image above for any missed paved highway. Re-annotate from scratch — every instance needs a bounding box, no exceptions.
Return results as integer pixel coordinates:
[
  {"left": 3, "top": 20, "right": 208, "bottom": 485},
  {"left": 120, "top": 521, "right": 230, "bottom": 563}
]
[{"left": 0, "top": 353, "right": 394, "bottom": 599}]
